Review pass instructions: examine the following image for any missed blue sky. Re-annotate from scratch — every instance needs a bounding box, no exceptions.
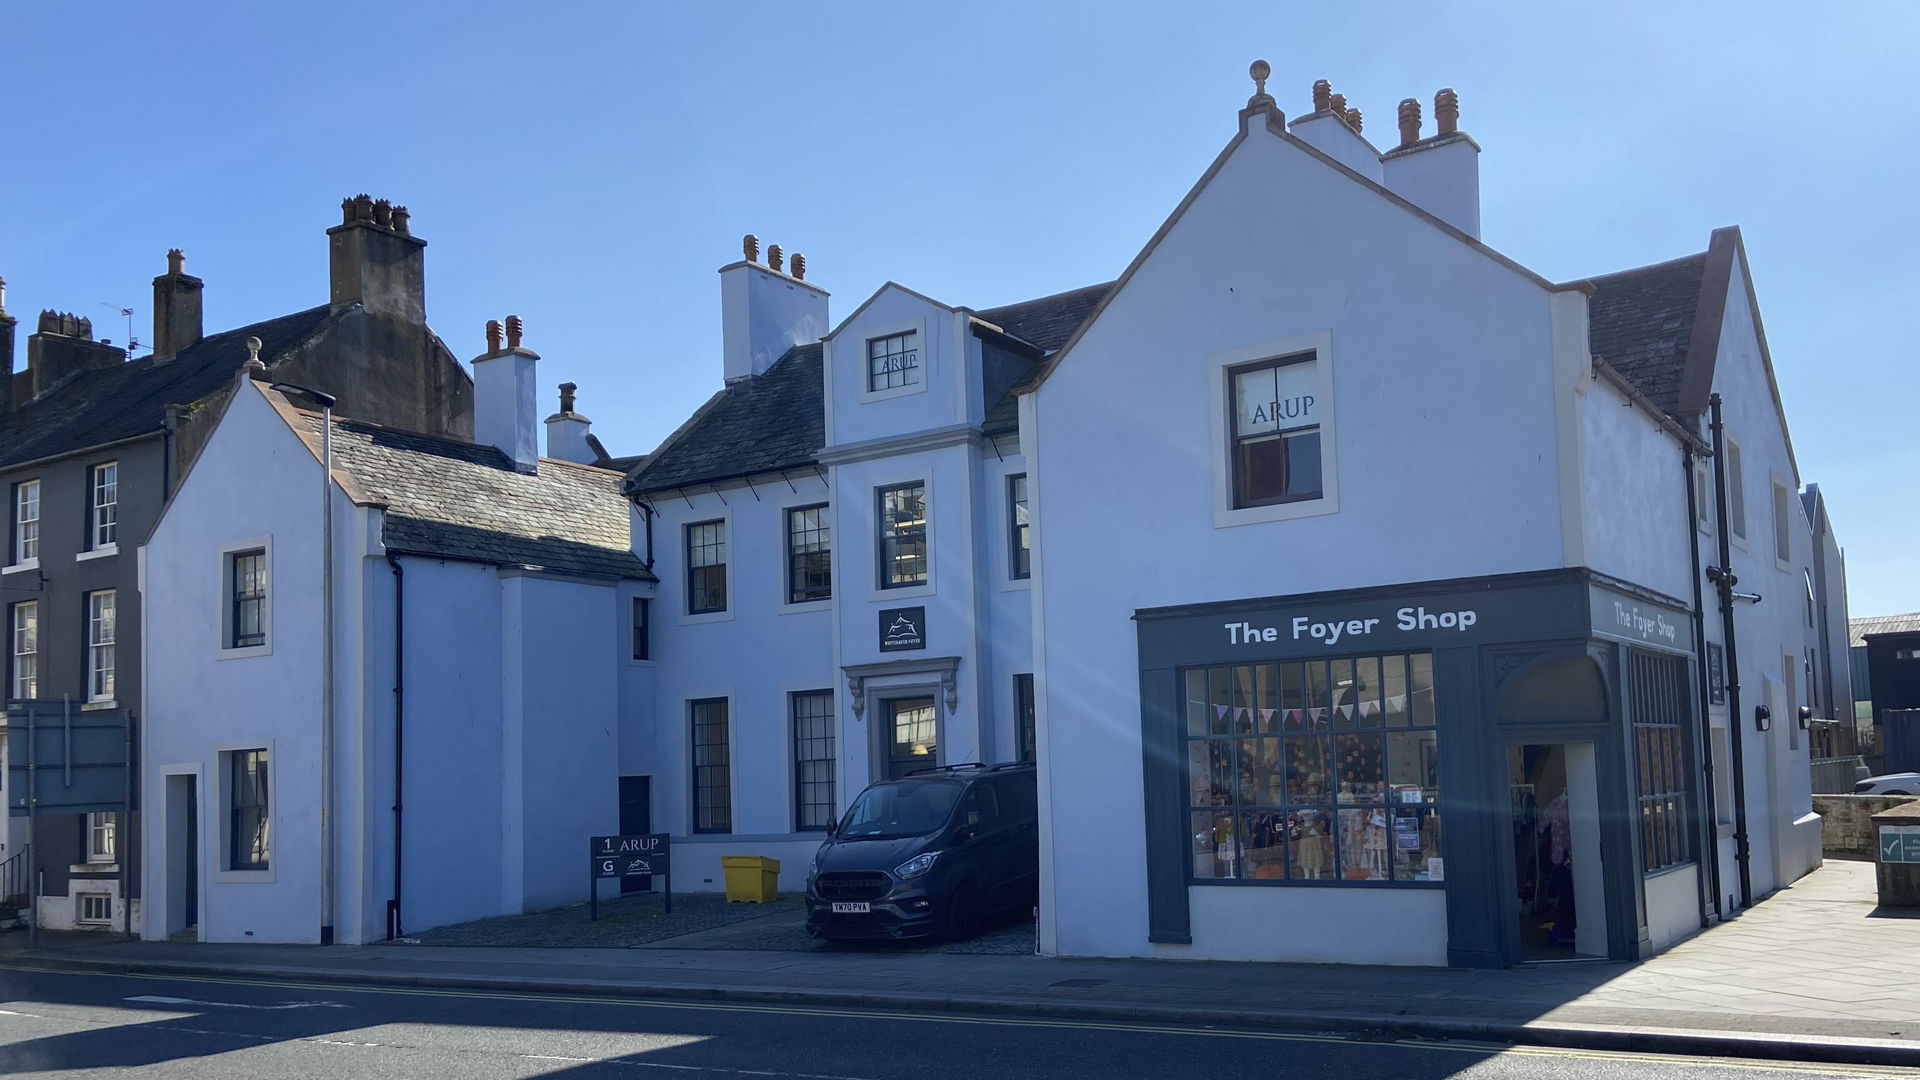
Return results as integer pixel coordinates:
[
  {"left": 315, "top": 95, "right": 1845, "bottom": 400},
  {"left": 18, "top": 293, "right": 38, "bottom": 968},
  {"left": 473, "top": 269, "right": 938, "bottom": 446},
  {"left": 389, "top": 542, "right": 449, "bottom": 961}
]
[{"left": 3, "top": 3, "right": 1915, "bottom": 613}]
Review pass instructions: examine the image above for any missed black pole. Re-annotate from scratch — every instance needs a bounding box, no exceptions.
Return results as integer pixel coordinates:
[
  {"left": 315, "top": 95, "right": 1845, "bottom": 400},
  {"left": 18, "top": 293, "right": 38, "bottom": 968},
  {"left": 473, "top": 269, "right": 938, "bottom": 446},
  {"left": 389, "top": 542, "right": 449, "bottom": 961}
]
[
  {"left": 1683, "top": 446, "right": 1723, "bottom": 926},
  {"left": 123, "top": 712, "right": 135, "bottom": 939},
  {"left": 1709, "top": 393, "right": 1754, "bottom": 910},
  {"left": 386, "top": 553, "right": 405, "bottom": 940}
]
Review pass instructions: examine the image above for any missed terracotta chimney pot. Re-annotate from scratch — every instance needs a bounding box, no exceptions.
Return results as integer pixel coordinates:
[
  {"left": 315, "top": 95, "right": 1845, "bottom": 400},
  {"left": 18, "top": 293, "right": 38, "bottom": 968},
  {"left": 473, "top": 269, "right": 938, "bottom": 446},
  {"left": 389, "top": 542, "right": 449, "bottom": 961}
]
[{"left": 1397, "top": 98, "right": 1422, "bottom": 147}]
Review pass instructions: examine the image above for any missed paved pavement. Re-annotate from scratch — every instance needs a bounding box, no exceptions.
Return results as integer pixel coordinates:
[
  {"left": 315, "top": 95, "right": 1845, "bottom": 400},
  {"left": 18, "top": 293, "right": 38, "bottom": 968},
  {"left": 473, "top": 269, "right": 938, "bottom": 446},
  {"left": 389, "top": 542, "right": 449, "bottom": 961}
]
[
  {"left": 2, "top": 965, "right": 1912, "bottom": 1079},
  {"left": 8, "top": 860, "right": 1918, "bottom": 1068}
]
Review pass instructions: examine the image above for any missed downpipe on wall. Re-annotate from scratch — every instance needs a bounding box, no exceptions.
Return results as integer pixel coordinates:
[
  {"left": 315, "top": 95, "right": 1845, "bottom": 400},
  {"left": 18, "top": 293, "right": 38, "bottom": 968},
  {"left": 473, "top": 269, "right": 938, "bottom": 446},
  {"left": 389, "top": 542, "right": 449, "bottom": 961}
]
[
  {"left": 386, "top": 552, "right": 405, "bottom": 940},
  {"left": 1708, "top": 393, "right": 1755, "bottom": 911},
  {"left": 1683, "top": 444, "right": 1724, "bottom": 927}
]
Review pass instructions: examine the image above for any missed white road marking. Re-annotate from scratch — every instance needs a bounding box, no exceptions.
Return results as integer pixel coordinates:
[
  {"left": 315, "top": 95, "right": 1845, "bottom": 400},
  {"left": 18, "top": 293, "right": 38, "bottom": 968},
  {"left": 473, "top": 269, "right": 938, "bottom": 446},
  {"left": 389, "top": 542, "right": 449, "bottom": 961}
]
[{"left": 125, "top": 994, "right": 348, "bottom": 1011}]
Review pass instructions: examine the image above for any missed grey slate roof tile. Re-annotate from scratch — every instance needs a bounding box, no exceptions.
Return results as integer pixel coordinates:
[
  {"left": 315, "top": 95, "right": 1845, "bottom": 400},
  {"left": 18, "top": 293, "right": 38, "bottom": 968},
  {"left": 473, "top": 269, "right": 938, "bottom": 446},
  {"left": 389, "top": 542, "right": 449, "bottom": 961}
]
[
  {"left": 627, "top": 343, "right": 824, "bottom": 493},
  {"left": 292, "top": 411, "right": 650, "bottom": 581},
  {"left": 1585, "top": 252, "right": 1708, "bottom": 416},
  {"left": 1, "top": 305, "right": 337, "bottom": 470},
  {"left": 979, "top": 283, "right": 1113, "bottom": 435}
]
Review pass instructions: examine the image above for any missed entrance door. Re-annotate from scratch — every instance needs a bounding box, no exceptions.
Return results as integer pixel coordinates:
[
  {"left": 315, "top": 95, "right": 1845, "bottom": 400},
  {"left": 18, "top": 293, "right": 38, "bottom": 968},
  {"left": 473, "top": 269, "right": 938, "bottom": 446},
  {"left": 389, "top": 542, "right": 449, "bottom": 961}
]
[
  {"left": 164, "top": 774, "right": 199, "bottom": 938},
  {"left": 886, "top": 697, "right": 938, "bottom": 779},
  {"left": 618, "top": 776, "right": 651, "bottom": 894},
  {"left": 1507, "top": 744, "right": 1607, "bottom": 960}
]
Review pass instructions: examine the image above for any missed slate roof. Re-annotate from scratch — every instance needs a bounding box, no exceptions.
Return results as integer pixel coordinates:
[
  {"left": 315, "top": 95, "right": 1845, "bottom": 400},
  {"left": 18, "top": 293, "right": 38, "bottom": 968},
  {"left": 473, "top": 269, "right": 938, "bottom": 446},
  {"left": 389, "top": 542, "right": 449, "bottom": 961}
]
[
  {"left": 1584, "top": 252, "right": 1708, "bottom": 416},
  {"left": 979, "top": 283, "right": 1114, "bottom": 435},
  {"left": 0, "top": 305, "right": 337, "bottom": 471},
  {"left": 1851, "top": 613, "right": 1920, "bottom": 648},
  {"left": 626, "top": 342, "right": 825, "bottom": 493},
  {"left": 289, "top": 409, "right": 650, "bottom": 581}
]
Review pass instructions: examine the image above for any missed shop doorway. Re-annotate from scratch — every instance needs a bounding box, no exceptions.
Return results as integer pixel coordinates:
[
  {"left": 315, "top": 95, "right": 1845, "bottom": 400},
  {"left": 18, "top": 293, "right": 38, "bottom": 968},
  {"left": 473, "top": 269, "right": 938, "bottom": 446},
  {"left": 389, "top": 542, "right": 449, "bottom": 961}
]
[
  {"left": 1507, "top": 743, "right": 1607, "bottom": 961},
  {"left": 163, "top": 773, "right": 199, "bottom": 939},
  {"left": 885, "top": 697, "right": 938, "bottom": 779}
]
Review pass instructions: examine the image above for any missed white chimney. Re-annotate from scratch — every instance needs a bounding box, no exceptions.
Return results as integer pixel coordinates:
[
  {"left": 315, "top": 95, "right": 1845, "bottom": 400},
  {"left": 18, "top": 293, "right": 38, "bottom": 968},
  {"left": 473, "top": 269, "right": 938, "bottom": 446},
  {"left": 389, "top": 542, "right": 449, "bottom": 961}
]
[
  {"left": 719, "top": 235, "right": 828, "bottom": 382},
  {"left": 544, "top": 381, "right": 597, "bottom": 465},
  {"left": 472, "top": 316, "right": 539, "bottom": 473},
  {"left": 1380, "top": 90, "right": 1480, "bottom": 240},
  {"left": 1288, "top": 80, "right": 1383, "bottom": 183}
]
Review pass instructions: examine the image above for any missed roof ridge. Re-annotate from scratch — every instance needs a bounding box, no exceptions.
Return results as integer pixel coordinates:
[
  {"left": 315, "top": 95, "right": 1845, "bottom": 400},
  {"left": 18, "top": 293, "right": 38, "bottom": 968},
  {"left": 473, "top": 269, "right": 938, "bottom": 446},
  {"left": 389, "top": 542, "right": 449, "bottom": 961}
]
[{"left": 975, "top": 280, "right": 1116, "bottom": 316}]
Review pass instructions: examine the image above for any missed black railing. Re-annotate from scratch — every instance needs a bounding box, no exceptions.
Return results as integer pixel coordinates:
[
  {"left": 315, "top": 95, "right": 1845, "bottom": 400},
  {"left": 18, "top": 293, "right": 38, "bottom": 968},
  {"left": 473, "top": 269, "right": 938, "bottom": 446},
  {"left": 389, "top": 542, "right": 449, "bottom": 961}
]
[{"left": 1, "top": 846, "right": 28, "bottom": 908}]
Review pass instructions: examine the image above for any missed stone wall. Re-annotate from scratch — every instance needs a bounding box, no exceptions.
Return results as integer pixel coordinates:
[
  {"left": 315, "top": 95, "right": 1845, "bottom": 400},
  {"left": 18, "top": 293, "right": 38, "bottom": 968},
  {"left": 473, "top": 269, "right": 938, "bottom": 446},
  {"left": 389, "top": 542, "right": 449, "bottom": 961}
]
[{"left": 1814, "top": 794, "right": 1920, "bottom": 856}]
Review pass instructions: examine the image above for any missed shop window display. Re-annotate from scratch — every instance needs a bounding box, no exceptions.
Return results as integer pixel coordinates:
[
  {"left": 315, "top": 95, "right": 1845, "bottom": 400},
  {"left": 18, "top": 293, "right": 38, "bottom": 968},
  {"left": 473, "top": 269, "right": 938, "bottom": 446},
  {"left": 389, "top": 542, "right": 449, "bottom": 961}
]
[{"left": 1184, "top": 654, "right": 1443, "bottom": 885}]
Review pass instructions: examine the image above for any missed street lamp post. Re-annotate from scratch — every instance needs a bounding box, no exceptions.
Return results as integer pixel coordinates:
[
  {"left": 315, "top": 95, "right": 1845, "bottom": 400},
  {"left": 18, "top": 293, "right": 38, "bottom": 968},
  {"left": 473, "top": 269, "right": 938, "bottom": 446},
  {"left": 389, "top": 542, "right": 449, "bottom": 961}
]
[{"left": 269, "top": 381, "right": 338, "bottom": 945}]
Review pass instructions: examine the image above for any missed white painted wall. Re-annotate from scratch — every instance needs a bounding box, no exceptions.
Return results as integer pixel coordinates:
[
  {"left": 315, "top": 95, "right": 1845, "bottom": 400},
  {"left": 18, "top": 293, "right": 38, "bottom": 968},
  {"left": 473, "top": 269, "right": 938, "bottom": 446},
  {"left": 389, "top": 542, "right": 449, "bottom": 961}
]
[
  {"left": 473, "top": 350, "right": 538, "bottom": 472},
  {"left": 1580, "top": 375, "right": 1693, "bottom": 602},
  {"left": 1174, "top": 886, "right": 1448, "bottom": 965},
  {"left": 826, "top": 289, "right": 970, "bottom": 445},
  {"left": 1030, "top": 111, "right": 1568, "bottom": 960},
  {"left": 1381, "top": 137, "right": 1481, "bottom": 240},
  {"left": 721, "top": 261, "right": 829, "bottom": 382},
  {"left": 141, "top": 383, "right": 335, "bottom": 943},
  {"left": 1697, "top": 255, "right": 1821, "bottom": 903},
  {"left": 1645, "top": 864, "right": 1700, "bottom": 952}
]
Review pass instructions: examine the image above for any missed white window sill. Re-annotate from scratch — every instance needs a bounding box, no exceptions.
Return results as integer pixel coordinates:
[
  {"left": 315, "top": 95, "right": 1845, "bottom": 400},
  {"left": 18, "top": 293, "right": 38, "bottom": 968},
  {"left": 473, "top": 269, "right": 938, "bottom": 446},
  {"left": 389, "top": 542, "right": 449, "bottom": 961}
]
[
  {"left": 859, "top": 380, "right": 929, "bottom": 405},
  {"left": 1001, "top": 577, "right": 1032, "bottom": 593},
  {"left": 678, "top": 609, "right": 734, "bottom": 627},
  {"left": 1, "top": 560, "right": 38, "bottom": 576},
  {"left": 217, "top": 644, "right": 273, "bottom": 661},
  {"left": 779, "top": 599, "right": 833, "bottom": 615},
  {"left": 1775, "top": 558, "right": 1793, "bottom": 574},
  {"left": 626, "top": 658, "right": 657, "bottom": 668},
  {"left": 1215, "top": 494, "right": 1339, "bottom": 529},
  {"left": 214, "top": 868, "right": 275, "bottom": 884},
  {"left": 871, "top": 582, "right": 934, "bottom": 602},
  {"left": 81, "top": 699, "right": 118, "bottom": 712},
  {"left": 75, "top": 545, "right": 118, "bottom": 563},
  {"left": 71, "top": 863, "right": 119, "bottom": 875},
  {"left": 1729, "top": 533, "right": 1749, "bottom": 552}
]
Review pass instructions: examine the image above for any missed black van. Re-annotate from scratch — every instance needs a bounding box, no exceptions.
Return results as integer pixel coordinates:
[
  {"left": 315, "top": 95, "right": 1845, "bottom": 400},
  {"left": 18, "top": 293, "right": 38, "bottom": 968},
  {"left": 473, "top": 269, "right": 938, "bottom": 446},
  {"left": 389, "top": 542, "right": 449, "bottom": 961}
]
[{"left": 805, "top": 763, "right": 1037, "bottom": 942}]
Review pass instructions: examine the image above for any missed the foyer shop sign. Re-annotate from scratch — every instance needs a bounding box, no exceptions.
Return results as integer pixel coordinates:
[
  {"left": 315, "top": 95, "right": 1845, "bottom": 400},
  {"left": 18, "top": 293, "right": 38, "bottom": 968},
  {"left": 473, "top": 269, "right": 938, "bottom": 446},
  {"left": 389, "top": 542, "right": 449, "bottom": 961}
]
[
  {"left": 880, "top": 606, "right": 927, "bottom": 652},
  {"left": 1223, "top": 606, "right": 1479, "bottom": 647},
  {"left": 1588, "top": 584, "right": 1691, "bottom": 651},
  {"left": 1134, "top": 573, "right": 1598, "bottom": 668}
]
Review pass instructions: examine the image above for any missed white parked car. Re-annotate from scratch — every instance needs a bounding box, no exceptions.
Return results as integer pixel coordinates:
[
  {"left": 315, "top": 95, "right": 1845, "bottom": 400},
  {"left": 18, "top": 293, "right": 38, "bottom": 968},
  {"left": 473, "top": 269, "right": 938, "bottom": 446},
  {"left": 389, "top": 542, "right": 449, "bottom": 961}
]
[{"left": 1855, "top": 773, "right": 1920, "bottom": 797}]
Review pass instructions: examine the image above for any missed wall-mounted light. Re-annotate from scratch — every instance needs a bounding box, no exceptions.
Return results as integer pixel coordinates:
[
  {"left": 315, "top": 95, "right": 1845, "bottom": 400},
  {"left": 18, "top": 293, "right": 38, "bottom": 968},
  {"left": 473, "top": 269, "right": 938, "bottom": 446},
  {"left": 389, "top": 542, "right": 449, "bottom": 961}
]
[
  {"left": 1798, "top": 706, "right": 1812, "bottom": 731},
  {"left": 1755, "top": 704, "right": 1772, "bottom": 731}
]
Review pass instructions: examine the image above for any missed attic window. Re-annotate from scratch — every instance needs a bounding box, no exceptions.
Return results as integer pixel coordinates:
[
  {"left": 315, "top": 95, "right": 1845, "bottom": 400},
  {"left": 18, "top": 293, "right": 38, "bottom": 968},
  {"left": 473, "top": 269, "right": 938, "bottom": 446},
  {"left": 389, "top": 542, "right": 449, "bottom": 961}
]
[{"left": 868, "top": 332, "right": 919, "bottom": 392}]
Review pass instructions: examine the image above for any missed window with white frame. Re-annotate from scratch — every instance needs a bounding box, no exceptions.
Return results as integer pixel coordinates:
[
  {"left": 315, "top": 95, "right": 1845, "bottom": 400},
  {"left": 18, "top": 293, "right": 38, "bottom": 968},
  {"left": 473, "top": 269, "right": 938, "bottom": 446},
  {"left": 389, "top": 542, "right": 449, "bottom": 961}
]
[
  {"left": 87, "top": 811, "right": 117, "bottom": 863},
  {"left": 792, "top": 690, "right": 836, "bottom": 831},
  {"left": 78, "top": 893, "right": 112, "bottom": 924},
  {"left": 691, "top": 698, "right": 731, "bottom": 833},
  {"left": 90, "top": 462, "right": 118, "bottom": 549},
  {"left": 11, "top": 480, "right": 39, "bottom": 564},
  {"left": 631, "top": 597, "right": 650, "bottom": 661},
  {"left": 86, "top": 590, "right": 115, "bottom": 702},
  {"left": 786, "top": 504, "right": 832, "bottom": 604},
  {"left": 229, "top": 549, "right": 267, "bottom": 649},
  {"left": 1228, "top": 353, "right": 1323, "bottom": 508},
  {"left": 867, "top": 331, "right": 919, "bottom": 392},
  {"left": 878, "top": 482, "right": 927, "bottom": 588},
  {"left": 228, "top": 748, "right": 270, "bottom": 870},
  {"left": 9, "top": 601, "right": 36, "bottom": 700},
  {"left": 1772, "top": 480, "right": 1793, "bottom": 566},
  {"left": 686, "top": 520, "right": 727, "bottom": 614},
  {"left": 1008, "top": 474, "right": 1030, "bottom": 580},
  {"left": 1726, "top": 440, "right": 1746, "bottom": 542}
]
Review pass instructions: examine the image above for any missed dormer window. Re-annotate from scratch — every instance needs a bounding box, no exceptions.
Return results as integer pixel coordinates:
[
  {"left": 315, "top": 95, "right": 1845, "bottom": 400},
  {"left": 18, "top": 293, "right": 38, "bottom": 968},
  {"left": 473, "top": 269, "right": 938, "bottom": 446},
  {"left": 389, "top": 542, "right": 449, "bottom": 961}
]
[{"left": 868, "top": 331, "right": 919, "bottom": 392}]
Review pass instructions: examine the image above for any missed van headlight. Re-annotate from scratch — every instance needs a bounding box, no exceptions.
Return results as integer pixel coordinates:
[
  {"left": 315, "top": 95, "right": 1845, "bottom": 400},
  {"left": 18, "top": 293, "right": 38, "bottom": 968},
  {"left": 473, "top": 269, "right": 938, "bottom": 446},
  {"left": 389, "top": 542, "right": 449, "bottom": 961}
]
[
  {"left": 810, "top": 846, "right": 826, "bottom": 879},
  {"left": 894, "top": 852, "right": 940, "bottom": 880}
]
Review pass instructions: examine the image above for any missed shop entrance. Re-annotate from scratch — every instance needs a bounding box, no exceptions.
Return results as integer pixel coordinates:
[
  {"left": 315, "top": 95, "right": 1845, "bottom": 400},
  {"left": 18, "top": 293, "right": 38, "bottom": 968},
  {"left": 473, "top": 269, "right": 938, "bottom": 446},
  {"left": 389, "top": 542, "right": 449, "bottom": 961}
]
[{"left": 1507, "top": 743, "right": 1607, "bottom": 961}]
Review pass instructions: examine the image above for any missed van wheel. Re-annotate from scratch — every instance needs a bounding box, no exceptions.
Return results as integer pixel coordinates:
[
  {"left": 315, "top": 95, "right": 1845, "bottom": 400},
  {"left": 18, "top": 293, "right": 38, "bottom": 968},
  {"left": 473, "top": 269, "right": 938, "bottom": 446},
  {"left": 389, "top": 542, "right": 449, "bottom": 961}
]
[{"left": 945, "top": 884, "right": 983, "bottom": 942}]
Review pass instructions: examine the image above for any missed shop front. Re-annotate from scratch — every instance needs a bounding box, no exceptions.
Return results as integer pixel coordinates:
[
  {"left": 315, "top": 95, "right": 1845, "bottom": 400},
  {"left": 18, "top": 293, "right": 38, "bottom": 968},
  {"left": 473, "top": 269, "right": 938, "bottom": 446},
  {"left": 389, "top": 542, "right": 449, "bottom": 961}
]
[{"left": 1134, "top": 567, "right": 1704, "bottom": 968}]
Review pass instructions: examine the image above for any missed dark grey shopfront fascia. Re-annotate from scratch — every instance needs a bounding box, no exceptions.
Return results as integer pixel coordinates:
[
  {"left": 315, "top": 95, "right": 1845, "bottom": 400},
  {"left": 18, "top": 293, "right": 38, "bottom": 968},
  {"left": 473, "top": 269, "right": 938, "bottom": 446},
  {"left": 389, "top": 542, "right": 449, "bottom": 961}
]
[{"left": 1134, "top": 567, "right": 1705, "bottom": 968}]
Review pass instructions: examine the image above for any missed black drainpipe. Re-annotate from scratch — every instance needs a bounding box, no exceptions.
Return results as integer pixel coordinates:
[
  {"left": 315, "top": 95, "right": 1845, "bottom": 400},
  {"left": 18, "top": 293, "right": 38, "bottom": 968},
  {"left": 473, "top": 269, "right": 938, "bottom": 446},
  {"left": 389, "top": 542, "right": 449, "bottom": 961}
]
[
  {"left": 385, "top": 552, "right": 406, "bottom": 939},
  {"left": 1708, "top": 394, "right": 1754, "bottom": 911},
  {"left": 1683, "top": 443, "right": 1723, "bottom": 926}
]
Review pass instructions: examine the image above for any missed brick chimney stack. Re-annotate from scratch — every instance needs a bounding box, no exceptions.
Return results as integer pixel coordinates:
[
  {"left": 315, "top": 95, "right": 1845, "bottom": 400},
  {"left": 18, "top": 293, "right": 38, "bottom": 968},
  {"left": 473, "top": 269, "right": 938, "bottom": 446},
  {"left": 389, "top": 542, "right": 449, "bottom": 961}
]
[
  {"left": 328, "top": 194, "right": 426, "bottom": 322},
  {"left": 152, "top": 248, "right": 205, "bottom": 362}
]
